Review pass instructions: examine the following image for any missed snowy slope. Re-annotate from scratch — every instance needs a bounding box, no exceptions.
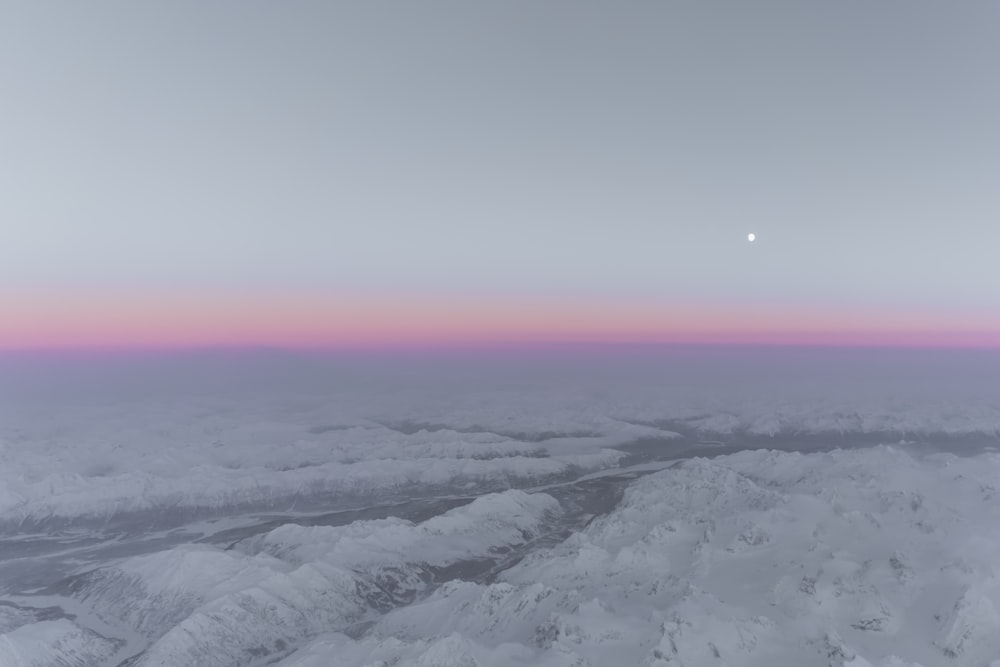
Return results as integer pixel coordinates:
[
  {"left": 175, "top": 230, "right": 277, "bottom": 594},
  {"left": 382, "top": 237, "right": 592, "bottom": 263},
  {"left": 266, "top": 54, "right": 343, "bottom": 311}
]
[
  {"left": 16, "top": 491, "right": 558, "bottom": 666},
  {"left": 2, "top": 348, "right": 999, "bottom": 526},
  {"left": 3, "top": 349, "right": 1000, "bottom": 665},
  {"left": 278, "top": 447, "right": 1000, "bottom": 667},
  {"left": 3, "top": 385, "right": 1000, "bottom": 526},
  {"left": 0, "top": 619, "right": 122, "bottom": 667}
]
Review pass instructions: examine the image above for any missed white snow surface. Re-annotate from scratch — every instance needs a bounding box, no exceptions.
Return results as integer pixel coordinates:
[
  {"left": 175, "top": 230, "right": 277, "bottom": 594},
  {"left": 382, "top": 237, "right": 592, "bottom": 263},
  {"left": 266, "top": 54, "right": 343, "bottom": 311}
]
[
  {"left": 235, "top": 489, "right": 560, "bottom": 569},
  {"left": 4, "top": 443, "right": 1000, "bottom": 664},
  {"left": 2, "top": 347, "right": 1000, "bottom": 524},
  {"left": 274, "top": 446, "right": 1000, "bottom": 667},
  {"left": 3, "top": 348, "right": 1000, "bottom": 665},
  {"left": 0, "top": 619, "right": 121, "bottom": 667},
  {"left": 35, "top": 490, "right": 558, "bottom": 665}
]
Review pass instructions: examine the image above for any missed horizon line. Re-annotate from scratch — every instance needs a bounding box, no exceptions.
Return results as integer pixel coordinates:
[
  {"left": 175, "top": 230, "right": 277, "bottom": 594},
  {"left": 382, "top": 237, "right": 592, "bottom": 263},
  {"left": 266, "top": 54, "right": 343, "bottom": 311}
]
[{"left": 2, "top": 338, "right": 1000, "bottom": 355}]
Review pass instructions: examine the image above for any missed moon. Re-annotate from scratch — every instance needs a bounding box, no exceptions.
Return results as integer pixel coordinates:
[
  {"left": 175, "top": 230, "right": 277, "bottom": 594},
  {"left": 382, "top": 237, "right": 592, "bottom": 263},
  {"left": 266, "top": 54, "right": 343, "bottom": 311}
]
[{"left": 747, "top": 232, "right": 756, "bottom": 243}]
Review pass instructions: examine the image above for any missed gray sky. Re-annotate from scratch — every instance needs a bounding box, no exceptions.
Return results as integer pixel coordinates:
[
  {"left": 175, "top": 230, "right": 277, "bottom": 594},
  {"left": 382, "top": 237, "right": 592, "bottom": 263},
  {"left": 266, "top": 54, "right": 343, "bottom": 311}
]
[{"left": 2, "top": 1, "right": 998, "bottom": 312}]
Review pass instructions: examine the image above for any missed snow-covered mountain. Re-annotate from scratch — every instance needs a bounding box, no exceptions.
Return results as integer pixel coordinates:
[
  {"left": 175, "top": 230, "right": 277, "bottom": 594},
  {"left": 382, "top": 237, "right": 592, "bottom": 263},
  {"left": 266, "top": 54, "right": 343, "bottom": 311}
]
[
  {"left": 3, "top": 447, "right": 1000, "bottom": 666},
  {"left": 1, "top": 348, "right": 999, "bottom": 665},
  {"left": 277, "top": 446, "right": 1000, "bottom": 667}
]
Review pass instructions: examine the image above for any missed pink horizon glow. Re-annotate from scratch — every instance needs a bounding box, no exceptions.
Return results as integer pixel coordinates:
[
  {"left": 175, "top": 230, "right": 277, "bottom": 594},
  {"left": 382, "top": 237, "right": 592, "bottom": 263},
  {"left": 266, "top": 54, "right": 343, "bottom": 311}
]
[{"left": 3, "top": 290, "right": 1000, "bottom": 351}]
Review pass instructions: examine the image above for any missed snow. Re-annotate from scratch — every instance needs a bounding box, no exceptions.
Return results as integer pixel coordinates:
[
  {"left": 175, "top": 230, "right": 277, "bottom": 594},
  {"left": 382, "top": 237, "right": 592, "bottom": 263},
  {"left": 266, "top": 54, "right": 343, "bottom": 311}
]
[
  {"left": 24, "top": 491, "right": 558, "bottom": 665},
  {"left": 0, "top": 454, "right": 588, "bottom": 526},
  {"left": 273, "top": 446, "right": 1000, "bottom": 667},
  {"left": 0, "top": 619, "right": 121, "bottom": 667},
  {"left": 3, "top": 348, "right": 1000, "bottom": 665},
  {"left": 236, "top": 490, "right": 560, "bottom": 569},
  {"left": 2, "top": 347, "right": 1000, "bottom": 526},
  {"left": 6, "top": 443, "right": 1000, "bottom": 665}
]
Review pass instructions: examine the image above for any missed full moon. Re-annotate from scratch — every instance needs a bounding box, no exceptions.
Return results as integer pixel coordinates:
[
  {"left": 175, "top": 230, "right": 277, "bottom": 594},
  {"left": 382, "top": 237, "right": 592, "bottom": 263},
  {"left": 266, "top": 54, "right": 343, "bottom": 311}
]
[{"left": 747, "top": 232, "right": 756, "bottom": 242}]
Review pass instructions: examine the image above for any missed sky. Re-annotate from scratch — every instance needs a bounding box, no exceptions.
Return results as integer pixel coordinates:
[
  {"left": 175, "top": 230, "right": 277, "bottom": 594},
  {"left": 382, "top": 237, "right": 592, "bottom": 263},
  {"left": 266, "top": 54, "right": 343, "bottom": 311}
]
[{"left": 2, "top": 1, "right": 999, "bottom": 349}]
